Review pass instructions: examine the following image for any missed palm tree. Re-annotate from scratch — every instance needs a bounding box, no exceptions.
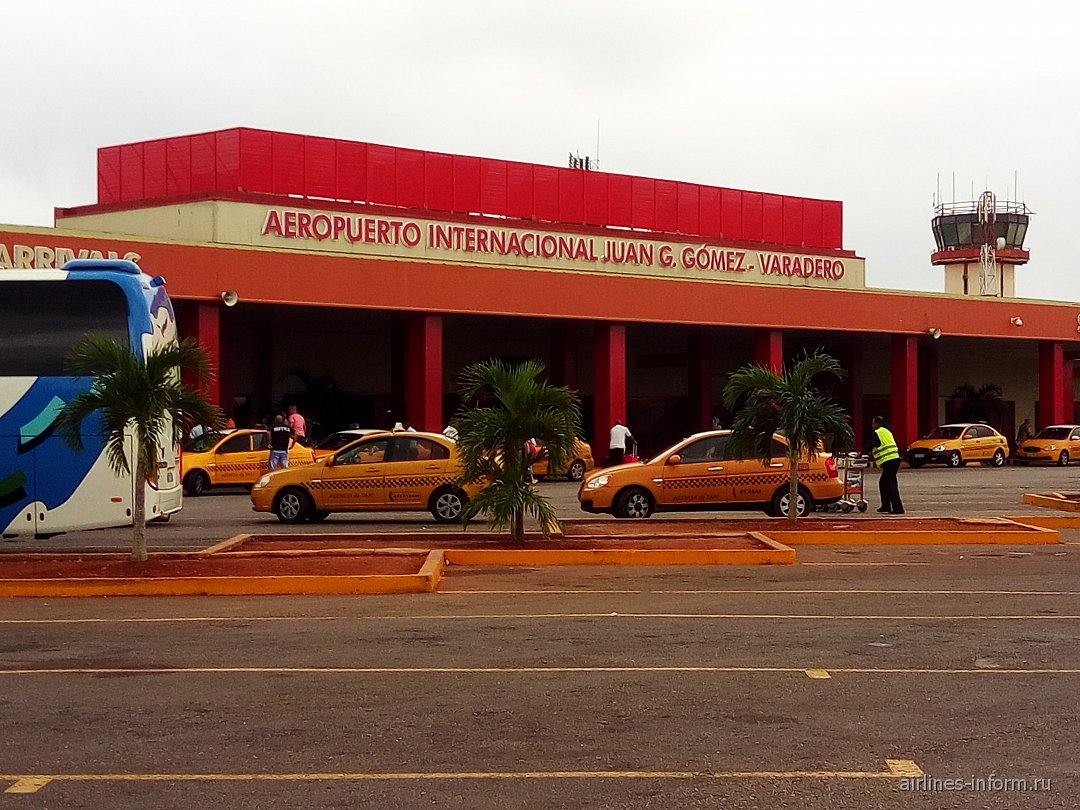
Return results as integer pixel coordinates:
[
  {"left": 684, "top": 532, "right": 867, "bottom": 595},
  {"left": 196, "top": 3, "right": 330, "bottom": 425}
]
[
  {"left": 56, "top": 334, "right": 221, "bottom": 561},
  {"left": 722, "top": 350, "right": 853, "bottom": 522},
  {"left": 948, "top": 383, "right": 1002, "bottom": 424},
  {"left": 454, "top": 359, "right": 582, "bottom": 542}
]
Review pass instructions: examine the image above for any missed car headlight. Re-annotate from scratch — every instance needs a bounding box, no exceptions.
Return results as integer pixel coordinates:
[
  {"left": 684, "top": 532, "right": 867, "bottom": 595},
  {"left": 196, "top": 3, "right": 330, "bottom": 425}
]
[
  {"left": 1046, "top": 444, "right": 1057, "bottom": 451},
  {"left": 254, "top": 474, "right": 272, "bottom": 489},
  {"left": 585, "top": 474, "right": 611, "bottom": 490},
  {"left": 929, "top": 444, "right": 944, "bottom": 452}
]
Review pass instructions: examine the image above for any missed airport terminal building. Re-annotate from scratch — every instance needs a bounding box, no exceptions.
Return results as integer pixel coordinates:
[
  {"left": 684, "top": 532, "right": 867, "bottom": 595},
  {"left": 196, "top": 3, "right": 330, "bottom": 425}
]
[{"left": 1, "top": 127, "right": 1077, "bottom": 454}]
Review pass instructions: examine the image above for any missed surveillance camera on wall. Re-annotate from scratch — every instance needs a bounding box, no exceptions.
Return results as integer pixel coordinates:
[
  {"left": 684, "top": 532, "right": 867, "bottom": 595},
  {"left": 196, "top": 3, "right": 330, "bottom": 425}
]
[
  {"left": 1010, "top": 316, "right": 1023, "bottom": 327},
  {"left": 927, "top": 327, "right": 941, "bottom": 339},
  {"left": 220, "top": 290, "right": 239, "bottom": 307}
]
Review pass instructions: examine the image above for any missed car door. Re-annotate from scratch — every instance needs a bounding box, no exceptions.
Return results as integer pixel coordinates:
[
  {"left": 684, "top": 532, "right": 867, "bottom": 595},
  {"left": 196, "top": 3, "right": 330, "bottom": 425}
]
[
  {"left": 212, "top": 432, "right": 255, "bottom": 486},
  {"left": 722, "top": 437, "right": 789, "bottom": 505},
  {"left": 384, "top": 437, "right": 452, "bottom": 509},
  {"left": 660, "top": 435, "right": 729, "bottom": 506},
  {"left": 961, "top": 427, "right": 983, "bottom": 460},
  {"left": 250, "top": 431, "right": 273, "bottom": 477},
  {"left": 316, "top": 437, "right": 388, "bottom": 510}
]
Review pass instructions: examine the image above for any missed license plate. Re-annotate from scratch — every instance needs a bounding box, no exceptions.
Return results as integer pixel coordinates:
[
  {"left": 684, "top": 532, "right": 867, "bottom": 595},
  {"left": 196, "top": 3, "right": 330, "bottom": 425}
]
[{"left": 912, "top": 452, "right": 925, "bottom": 458}]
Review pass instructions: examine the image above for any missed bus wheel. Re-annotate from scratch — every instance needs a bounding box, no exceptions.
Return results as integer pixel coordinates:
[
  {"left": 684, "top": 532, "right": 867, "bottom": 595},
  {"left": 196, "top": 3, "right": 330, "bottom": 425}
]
[
  {"left": 274, "top": 488, "right": 312, "bottom": 523},
  {"left": 184, "top": 471, "right": 209, "bottom": 497}
]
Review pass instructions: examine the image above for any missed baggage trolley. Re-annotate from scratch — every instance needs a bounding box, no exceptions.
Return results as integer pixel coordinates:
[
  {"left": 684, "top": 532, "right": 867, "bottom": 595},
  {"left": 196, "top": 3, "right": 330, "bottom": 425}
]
[{"left": 832, "top": 453, "right": 869, "bottom": 513}]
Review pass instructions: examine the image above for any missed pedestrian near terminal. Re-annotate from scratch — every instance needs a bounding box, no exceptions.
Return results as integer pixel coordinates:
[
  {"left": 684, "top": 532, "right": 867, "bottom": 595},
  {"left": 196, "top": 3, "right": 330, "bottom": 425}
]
[
  {"left": 269, "top": 414, "right": 292, "bottom": 470},
  {"left": 608, "top": 419, "right": 634, "bottom": 465},
  {"left": 1016, "top": 418, "right": 1033, "bottom": 445},
  {"left": 867, "top": 415, "right": 904, "bottom": 514},
  {"left": 287, "top": 404, "right": 307, "bottom": 445}
]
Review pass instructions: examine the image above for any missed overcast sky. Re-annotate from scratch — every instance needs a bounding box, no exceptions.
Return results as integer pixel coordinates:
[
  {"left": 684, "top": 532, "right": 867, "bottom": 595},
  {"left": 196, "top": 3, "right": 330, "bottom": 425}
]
[{"left": 3, "top": 1, "right": 1077, "bottom": 300}]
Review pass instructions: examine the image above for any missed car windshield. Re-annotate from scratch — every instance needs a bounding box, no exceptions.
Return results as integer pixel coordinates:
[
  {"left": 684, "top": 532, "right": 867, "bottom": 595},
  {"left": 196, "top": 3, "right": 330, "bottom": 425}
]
[
  {"left": 924, "top": 426, "right": 965, "bottom": 440},
  {"left": 183, "top": 431, "right": 225, "bottom": 453},
  {"left": 1034, "top": 427, "right": 1072, "bottom": 440}
]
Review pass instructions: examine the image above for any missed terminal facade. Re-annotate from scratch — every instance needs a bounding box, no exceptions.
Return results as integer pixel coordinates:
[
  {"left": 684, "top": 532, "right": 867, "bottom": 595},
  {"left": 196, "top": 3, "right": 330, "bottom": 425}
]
[{"left": 1, "top": 127, "right": 1078, "bottom": 455}]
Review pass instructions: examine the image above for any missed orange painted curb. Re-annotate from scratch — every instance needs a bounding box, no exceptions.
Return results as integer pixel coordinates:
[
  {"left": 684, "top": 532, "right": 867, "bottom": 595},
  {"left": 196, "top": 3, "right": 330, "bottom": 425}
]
[
  {"left": 444, "top": 542, "right": 795, "bottom": 567},
  {"left": 1022, "top": 493, "right": 1080, "bottom": 512},
  {"left": 769, "top": 525, "right": 1059, "bottom": 545},
  {"left": 1006, "top": 514, "right": 1080, "bottom": 528},
  {"left": 0, "top": 550, "right": 445, "bottom": 598}
]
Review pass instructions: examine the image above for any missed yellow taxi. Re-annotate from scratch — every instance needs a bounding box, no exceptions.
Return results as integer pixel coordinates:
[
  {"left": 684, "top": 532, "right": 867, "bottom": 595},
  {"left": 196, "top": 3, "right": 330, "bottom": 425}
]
[
  {"left": 578, "top": 430, "right": 843, "bottom": 518},
  {"left": 311, "top": 428, "right": 380, "bottom": 460},
  {"left": 905, "top": 423, "right": 1009, "bottom": 468},
  {"left": 1014, "top": 424, "right": 1080, "bottom": 466},
  {"left": 531, "top": 438, "right": 595, "bottom": 482},
  {"left": 251, "top": 430, "right": 475, "bottom": 523},
  {"left": 181, "top": 429, "right": 315, "bottom": 496}
]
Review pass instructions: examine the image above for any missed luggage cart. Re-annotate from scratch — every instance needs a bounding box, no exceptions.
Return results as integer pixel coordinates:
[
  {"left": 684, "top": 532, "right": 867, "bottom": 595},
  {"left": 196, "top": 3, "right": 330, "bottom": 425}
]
[{"left": 832, "top": 453, "right": 870, "bottom": 513}]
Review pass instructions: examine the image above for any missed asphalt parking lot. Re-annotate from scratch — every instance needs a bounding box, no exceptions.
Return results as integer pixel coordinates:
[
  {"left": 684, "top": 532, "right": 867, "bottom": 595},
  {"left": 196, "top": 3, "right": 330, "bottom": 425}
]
[{"left": 0, "top": 464, "right": 1077, "bottom": 808}]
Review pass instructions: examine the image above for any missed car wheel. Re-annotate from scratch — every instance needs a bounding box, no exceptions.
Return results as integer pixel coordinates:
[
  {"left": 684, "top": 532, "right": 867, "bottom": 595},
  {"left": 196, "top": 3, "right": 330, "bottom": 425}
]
[
  {"left": 615, "top": 487, "right": 654, "bottom": 519},
  {"left": 771, "top": 486, "right": 811, "bottom": 518},
  {"left": 990, "top": 448, "right": 1006, "bottom": 468},
  {"left": 274, "top": 488, "right": 312, "bottom": 523},
  {"left": 948, "top": 450, "right": 964, "bottom": 468},
  {"left": 1058, "top": 450, "right": 1070, "bottom": 467},
  {"left": 310, "top": 510, "right": 330, "bottom": 522},
  {"left": 430, "top": 487, "right": 467, "bottom": 523},
  {"left": 567, "top": 459, "right": 587, "bottom": 482},
  {"left": 183, "top": 470, "right": 209, "bottom": 496}
]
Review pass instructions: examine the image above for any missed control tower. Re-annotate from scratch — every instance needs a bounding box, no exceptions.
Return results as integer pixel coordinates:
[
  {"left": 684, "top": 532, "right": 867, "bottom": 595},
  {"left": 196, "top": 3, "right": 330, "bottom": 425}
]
[{"left": 931, "top": 190, "right": 1031, "bottom": 297}]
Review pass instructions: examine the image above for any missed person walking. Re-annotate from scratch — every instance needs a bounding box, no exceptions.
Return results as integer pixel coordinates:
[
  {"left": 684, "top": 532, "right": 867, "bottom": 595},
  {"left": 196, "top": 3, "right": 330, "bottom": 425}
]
[
  {"left": 1016, "top": 418, "right": 1033, "bottom": 445},
  {"left": 867, "top": 415, "right": 904, "bottom": 514},
  {"left": 287, "top": 404, "right": 307, "bottom": 445},
  {"left": 269, "top": 414, "right": 292, "bottom": 470},
  {"left": 608, "top": 419, "right": 634, "bottom": 465}
]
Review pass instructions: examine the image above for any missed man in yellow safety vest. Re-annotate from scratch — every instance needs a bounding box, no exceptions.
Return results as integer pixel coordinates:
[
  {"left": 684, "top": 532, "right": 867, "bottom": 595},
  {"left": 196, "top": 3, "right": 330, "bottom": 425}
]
[{"left": 867, "top": 415, "right": 905, "bottom": 515}]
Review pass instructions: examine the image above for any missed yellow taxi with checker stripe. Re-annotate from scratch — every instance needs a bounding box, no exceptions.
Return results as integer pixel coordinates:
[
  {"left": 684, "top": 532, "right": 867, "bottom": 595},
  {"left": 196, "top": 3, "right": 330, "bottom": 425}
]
[
  {"left": 181, "top": 429, "right": 315, "bottom": 496},
  {"left": 1013, "top": 424, "right": 1080, "bottom": 466},
  {"left": 578, "top": 430, "right": 843, "bottom": 518},
  {"left": 251, "top": 430, "right": 475, "bottom": 523}
]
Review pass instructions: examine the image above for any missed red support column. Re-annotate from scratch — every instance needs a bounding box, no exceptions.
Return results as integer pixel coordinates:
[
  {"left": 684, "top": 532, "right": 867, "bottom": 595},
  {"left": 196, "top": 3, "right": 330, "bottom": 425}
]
[
  {"left": 688, "top": 329, "right": 713, "bottom": 431},
  {"left": 594, "top": 322, "right": 626, "bottom": 457},
  {"left": 753, "top": 329, "right": 783, "bottom": 371},
  {"left": 1039, "top": 341, "right": 1066, "bottom": 427},
  {"left": 178, "top": 301, "right": 221, "bottom": 407},
  {"left": 890, "top": 335, "right": 918, "bottom": 450},
  {"left": 405, "top": 313, "right": 443, "bottom": 432}
]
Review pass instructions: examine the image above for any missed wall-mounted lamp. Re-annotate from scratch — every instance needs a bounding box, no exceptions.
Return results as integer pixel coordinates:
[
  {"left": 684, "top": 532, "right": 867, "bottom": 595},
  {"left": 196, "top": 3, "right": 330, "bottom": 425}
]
[
  {"left": 927, "top": 327, "right": 942, "bottom": 340},
  {"left": 1010, "top": 316, "right": 1023, "bottom": 327},
  {"left": 220, "top": 290, "right": 239, "bottom": 307}
]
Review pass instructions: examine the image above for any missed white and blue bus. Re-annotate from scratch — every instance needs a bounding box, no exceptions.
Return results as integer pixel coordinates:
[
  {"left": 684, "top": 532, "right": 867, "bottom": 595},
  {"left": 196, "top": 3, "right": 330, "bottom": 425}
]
[{"left": 0, "top": 259, "right": 182, "bottom": 538}]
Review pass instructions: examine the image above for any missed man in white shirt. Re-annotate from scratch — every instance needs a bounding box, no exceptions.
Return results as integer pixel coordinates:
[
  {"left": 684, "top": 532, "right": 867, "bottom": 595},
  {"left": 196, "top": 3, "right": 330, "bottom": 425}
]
[{"left": 608, "top": 419, "right": 634, "bottom": 465}]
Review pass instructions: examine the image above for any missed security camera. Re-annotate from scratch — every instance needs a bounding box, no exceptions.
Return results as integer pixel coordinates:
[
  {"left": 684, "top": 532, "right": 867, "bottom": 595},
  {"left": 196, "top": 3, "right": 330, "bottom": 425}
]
[{"left": 1010, "top": 316, "right": 1023, "bottom": 327}]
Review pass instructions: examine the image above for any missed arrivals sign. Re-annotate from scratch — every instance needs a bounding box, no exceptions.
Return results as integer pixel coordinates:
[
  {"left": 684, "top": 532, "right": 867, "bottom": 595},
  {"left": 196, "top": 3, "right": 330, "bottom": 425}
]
[
  {"left": 0, "top": 240, "right": 141, "bottom": 269},
  {"left": 253, "top": 206, "right": 863, "bottom": 289}
]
